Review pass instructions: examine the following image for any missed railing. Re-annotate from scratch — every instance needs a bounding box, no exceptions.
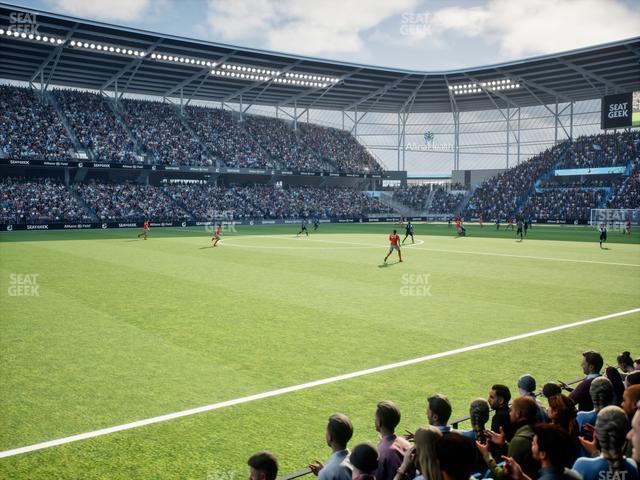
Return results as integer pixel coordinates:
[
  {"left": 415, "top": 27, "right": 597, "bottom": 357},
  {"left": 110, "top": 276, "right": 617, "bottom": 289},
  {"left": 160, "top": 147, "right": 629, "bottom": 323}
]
[{"left": 277, "top": 377, "right": 583, "bottom": 480}]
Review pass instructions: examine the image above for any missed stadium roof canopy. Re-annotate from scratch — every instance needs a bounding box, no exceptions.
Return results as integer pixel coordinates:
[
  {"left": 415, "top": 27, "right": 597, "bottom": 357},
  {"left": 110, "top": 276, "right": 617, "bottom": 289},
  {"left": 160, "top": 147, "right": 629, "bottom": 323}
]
[{"left": 1, "top": 2, "right": 639, "bottom": 114}]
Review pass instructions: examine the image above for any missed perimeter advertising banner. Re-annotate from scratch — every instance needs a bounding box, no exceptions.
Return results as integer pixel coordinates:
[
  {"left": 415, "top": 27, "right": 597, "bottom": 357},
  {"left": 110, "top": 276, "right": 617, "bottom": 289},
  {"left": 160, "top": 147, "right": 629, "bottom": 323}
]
[{"left": 601, "top": 91, "right": 640, "bottom": 129}]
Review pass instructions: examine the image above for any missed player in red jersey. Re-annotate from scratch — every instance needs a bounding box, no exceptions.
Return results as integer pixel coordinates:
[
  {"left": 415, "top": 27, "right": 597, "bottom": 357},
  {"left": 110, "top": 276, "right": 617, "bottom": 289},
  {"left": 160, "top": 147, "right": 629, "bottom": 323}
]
[
  {"left": 212, "top": 223, "right": 222, "bottom": 246},
  {"left": 479, "top": 214, "right": 484, "bottom": 228},
  {"left": 384, "top": 229, "right": 402, "bottom": 263},
  {"left": 137, "top": 219, "right": 150, "bottom": 240},
  {"left": 625, "top": 218, "right": 631, "bottom": 236},
  {"left": 455, "top": 217, "right": 466, "bottom": 236}
]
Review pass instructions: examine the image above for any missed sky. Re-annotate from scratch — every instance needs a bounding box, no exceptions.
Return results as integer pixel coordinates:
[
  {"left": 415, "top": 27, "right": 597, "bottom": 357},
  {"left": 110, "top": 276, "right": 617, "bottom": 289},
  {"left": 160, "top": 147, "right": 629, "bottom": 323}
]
[{"left": 7, "top": 0, "right": 640, "bottom": 71}]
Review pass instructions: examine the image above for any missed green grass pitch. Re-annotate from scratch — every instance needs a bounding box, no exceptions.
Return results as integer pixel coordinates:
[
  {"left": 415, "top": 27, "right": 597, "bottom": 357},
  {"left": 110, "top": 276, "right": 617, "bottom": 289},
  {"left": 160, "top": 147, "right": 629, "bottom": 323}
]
[{"left": 1, "top": 223, "right": 639, "bottom": 479}]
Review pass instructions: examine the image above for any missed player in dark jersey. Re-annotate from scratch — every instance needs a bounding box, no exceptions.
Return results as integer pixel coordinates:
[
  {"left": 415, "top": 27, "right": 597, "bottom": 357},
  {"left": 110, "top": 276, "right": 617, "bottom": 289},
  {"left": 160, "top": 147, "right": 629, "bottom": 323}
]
[
  {"left": 137, "top": 219, "right": 150, "bottom": 240},
  {"left": 495, "top": 218, "right": 500, "bottom": 230},
  {"left": 516, "top": 219, "right": 524, "bottom": 241},
  {"left": 599, "top": 224, "right": 607, "bottom": 248},
  {"left": 402, "top": 220, "right": 415, "bottom": 244},
  {"left": 524, "top": 219, "right": 529, "bottom": 236},
  {"left": 297, "top": 221, "right": 309, "bottom": 237},
  {"left": 212, "top": 223, "right": 222, "bottom": 246},
  {"left": 625, "top": 218, "right": 631, "bottom": 236},
  {"left": 313, "top": 217, "right": 319, "bottom": 231},
  {"left": 384, "top": 230, "right": 402, "bottom": 263},
  {"left": 479, "top": 214, "right": 484, "bottom": 228}
]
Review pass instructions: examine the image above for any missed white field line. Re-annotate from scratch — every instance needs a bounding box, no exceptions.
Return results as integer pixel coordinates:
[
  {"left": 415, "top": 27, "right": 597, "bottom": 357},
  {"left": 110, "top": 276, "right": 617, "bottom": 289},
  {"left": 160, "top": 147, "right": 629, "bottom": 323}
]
[
  {"left": 226, "top": 235, "right": 640, "bottom": 267},
  {"left": 1, "top": 307, "right": 639, "bottom": 459}
]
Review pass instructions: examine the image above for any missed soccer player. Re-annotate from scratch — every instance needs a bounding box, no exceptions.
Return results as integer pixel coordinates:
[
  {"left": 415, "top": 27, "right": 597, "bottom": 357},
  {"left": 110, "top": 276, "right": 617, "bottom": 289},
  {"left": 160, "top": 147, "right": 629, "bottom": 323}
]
[
  {"left": 212, "top": 223, "right": 222, "bottom": 246},
  {"left": 313, "top": 217, "right": 319, "bottom": 231},
  {"left": 137, "top": 219, "right": 150, "bottom": 240},
  {"left": 599, "top": 224, "right": 607, "bottom": 248},
  {"left": 297, "top": 220, "right": 309, "bottom": 237},
  {"left": 384, "top": 230, "right": 402, "bottom": 263},
  {"left": 495, "top": 218, "right": 500, "bottom": 230},
  {"left": 455, "top": 217, "right": 466, "bottom": 236},
  {"left": 479, "top": 214, "right": 484, "bottom": 228},
  {"left": 507, "top": 217, "right": 514, "bottom": 230},
  {"left": 402, "top": 220, "right": 414, "bottom": 244},
  {"left": 625, "top": 218, "right": 631, "bottom": 236},
  {"left": 524, "top": 219, "right": 529, "bottom": 236},
  {"left": 516, "top": 218, "right": 524, "bottom": 241}
]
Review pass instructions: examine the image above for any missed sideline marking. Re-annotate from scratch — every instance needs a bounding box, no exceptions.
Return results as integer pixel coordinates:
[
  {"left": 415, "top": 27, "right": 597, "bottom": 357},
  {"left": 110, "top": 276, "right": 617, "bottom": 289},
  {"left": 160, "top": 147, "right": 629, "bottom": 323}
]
[{"left": 1, "top": 307, "right": 638, "bottom": 459}]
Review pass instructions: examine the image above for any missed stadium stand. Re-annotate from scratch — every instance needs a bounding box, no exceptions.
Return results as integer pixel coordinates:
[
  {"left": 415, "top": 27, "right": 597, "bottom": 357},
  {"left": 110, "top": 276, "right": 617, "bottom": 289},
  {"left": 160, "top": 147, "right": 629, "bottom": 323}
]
[
  {"left": 464, "top": 131, "right": 640, "bottom": 221},
  {"left": 0, "top": 85, "right": 73, "bottom": 161},
  {"left": 119, "top": 98, "right": 211, "bottom": 167},
  {"left": 74, "top": 181, "right": 192, "bottom": 222},
  {"left": 52, "top": 89, "right": 139, "bottom": 163},
  {"left": 0, "top": 176, "right": 90, "bottom": 224},
  {"left": 183, "top": 105, "right": 273, "bottom": 169}
]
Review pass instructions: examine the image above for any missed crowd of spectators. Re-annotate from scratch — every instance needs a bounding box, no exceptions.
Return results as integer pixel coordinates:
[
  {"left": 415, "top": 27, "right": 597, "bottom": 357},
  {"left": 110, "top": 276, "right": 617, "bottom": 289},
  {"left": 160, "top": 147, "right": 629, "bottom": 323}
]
[
  {"left": 465, "top": 144, "right": 565, "bottom": 219},
  {"left": 53, "top": 89, "right": 138, "bottom": 163},
  {"left": 0, "top": 176, "right": 89, "bottom": 224},
  {"left": 392, "top": 185, "right": 431, "bottom": 210},
  {"left": 165, "top": 183, "right": 392, "bottom": 220},
  {"left": 607, "top": 173, "right": 640, "bottom": 210},
  {"left": 184, "top": 106, "right": 273, "bottom": 169},
  {"left": 558, "top": 131, "right": 640, "bottom": 170},
  {"left": 74, "top": 180, "right": 191, "bottom": 222},
  {"left": 298, "top": 123, "right": 383, "bottom": 174},
  {"left": 539, "top": 178, "right": 623, "bottom": 189},
  {"left": 465, "top": 132, "right": 640, "bottom": 220},
  {"left": 521, "top": 189, "right": 605, "bottom": 221},
  {"left": 120, "top": 99, "right": 210, "bottom": 166},
  {"left": 247, "top": 349, "right": 640, "bottom": 480},
  {"left": 429, "top": 188, "right": 465, "bottom": 215},
  {"left": 244, "top": 115, "right": 327, "bottom": 172},
  {"left": 0, "top": 85, "right": 73, "bottom": 160}
]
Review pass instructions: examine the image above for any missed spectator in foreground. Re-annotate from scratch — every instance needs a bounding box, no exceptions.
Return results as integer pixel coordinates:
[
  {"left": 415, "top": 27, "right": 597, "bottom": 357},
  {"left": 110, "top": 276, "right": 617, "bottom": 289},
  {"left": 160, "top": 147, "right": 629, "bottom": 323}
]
[
  {"left": 488, "top": 384, "right": 513, "bottom": 459},
  {"left": 460, "top": 398, "right": 491, "bottom": 474},
  {"left": 622, "top": 386, "right": 640, "bottom": 459},
  {"left": 518, "top": 374, "right": 547, "bottom": 422},
  {"left": 605, "top": 367, "right": 626, "bottom": 407},
  {"left": 541, "top": 383, "right": 563, "bottom": 400},
  {"left": 478, "top": 396, "right": 540, "bottom": 479},
  {"left": 394, "top": 426, "right": 442, "bottom": 480},
  {"left": 576, "top": 377, "right": 614, "bottom": 456},
  {"left": 309, "top": 414, "right": 353, "bottom": 480},
  {"left": 572, "top": 406, "right": 639, "bottom": 480},
  {"left": 349, "top": 442, "right": 378, "bottom": 480},
  {"left": 374, "top": 400, "right": 410, "bottom": 480},
  {"left": 426, "top": 394, "right": 453, "bottom": 434},
  {"left": 627, "top": 372, "right": 640, "bottom": 388},
  {"left": 627, "top": 400, "right": 640, "bottom": 463},
  {"left": 617, "top": 351, "right": 636, "bottom": 376},
  {"left": 248, "top": 452, "right": 279, "bottom": 480},
  {"left": 436, "top": 433, "right": 475, "bottom": 480},
  {"left": 503, "top": 424, "right": 581, "bottom": 480},
  {"left": 546, "top": 395, "right": 579, "bottom": 463},
  {"left": 561, "top": 351, "right": 603, "bottom": 411}
]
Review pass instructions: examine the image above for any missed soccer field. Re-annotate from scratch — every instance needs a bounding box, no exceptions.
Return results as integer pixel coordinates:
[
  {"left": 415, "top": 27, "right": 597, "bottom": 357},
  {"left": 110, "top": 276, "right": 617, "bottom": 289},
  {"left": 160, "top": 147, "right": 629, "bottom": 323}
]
[{"left": 1, "top": 223, "right": 639, "bottom": 479}]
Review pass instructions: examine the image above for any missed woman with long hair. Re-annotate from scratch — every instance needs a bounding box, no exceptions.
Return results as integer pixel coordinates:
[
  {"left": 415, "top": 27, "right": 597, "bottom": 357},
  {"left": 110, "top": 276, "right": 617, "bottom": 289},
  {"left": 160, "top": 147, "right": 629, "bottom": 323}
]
[
  {"left": 547, "top": 394, "right": 580, "bottom": 463},
  {"left": 572, "top": 406, "right": 639, "bottom": 480},
  {"left": 394, "top": 426, "right": 442, "bottom": 480}
]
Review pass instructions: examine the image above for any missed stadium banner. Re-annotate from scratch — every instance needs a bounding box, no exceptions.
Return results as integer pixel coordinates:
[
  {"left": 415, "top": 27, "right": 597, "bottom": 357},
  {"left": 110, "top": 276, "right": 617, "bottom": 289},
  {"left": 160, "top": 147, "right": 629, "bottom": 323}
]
[
  {"left": 554, "top": 166, "right": 627, "bottom": 176},
  {"left": 0, "top": 158, "right": 384, "bottom": 179},
  {"left": 1, "top": 216, "right": 598, "bottom": 231},
  {"left": 601, "top": 92, "right": 633, "bottom": 129}
]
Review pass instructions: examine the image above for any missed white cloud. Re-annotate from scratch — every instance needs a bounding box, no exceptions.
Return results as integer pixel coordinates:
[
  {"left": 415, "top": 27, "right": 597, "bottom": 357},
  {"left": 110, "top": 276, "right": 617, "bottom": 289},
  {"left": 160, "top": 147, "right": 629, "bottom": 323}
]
[
  {"left": 47, "top": 0, "right": 152, "bottom": 22},
  {"left": 424, "top": 0, "right": 640, "bottom": 59},
  {"left": 205, "top": 0, "right": 420, "bottom": 56}
]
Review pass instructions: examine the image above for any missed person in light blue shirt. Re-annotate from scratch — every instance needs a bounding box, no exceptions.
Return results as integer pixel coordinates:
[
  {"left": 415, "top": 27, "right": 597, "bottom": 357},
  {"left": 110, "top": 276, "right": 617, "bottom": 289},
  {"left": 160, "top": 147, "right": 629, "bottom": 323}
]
[
  {"left": 309, "top": 413, "right": 353, "bottom": 480},
  {"left": 572, "top": 406, "right": 639, "bottom": 480}
]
